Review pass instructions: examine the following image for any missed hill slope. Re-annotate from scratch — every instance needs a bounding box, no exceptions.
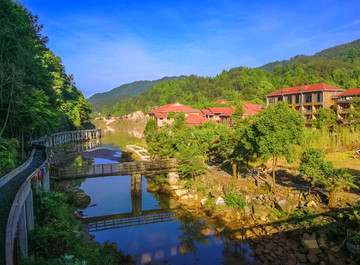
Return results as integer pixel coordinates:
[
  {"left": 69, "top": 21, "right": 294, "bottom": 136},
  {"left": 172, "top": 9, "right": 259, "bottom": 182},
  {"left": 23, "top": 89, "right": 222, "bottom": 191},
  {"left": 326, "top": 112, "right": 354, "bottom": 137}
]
[
  {"left": 88, "top": 76, "right": 186, "bottom": 112},
  {"left": 259, "top": 39, "right": 360, "bottom": 71}
]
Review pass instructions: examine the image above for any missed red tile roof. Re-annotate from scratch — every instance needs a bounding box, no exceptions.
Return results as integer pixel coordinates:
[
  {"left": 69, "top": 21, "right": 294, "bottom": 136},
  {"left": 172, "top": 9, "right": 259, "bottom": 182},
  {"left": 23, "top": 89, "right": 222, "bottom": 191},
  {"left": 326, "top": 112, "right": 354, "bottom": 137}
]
[
  {"left": 243, "top": 103, "right": 265, "bottom": 109},
  {"left": 208, "top": 107, "right": 234, "bottom": 114},
  {"left": 149, "top": 103, "right": 200, "bottom": 114},
  {"left": 186, "top": 114, "right": 209, "bottom": 126},
  {"left": 266, "top": 83, "right": 344, "bottom": 97},
  {"left": 335, "top": 88, "right": 360, "bottom": 97},
  {"left": 201, "top": 109, "right": 212, "bottom": 115},
  {"left": 214, "top": 98, "right": 230, "bottom": 104},
  {"left": 154, "top": 113, "right": 168, "bottom": 118},
  {"left": 243, "top": 108, "right": 263, "bottom": 116}
]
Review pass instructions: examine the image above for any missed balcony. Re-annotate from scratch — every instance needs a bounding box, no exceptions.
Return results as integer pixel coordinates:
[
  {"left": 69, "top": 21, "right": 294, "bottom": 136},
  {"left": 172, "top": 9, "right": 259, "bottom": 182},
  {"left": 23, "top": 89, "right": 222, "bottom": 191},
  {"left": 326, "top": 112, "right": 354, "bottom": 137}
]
[
  {"left": 303, "top": 109, "right": 317, "bottom": 114},
  {"left": 336, "top": 98, "right": 353, "bottom": 103}
]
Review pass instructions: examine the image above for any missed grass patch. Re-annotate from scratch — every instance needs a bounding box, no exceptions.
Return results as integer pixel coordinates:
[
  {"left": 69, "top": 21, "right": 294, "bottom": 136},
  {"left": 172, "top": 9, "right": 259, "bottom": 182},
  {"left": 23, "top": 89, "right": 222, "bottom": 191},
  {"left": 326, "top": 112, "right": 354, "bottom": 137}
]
[
  {"left": 224, "top": 193, "right": 246, "bottom": 210},
  {"left": 151, "top": 174, "right": 170, "bottom": 186}
]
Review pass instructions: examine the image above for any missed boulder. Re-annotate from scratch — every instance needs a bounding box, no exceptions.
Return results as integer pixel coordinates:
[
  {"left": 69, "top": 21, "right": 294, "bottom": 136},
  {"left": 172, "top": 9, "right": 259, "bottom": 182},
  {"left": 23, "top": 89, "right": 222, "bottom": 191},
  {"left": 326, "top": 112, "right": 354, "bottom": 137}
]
[
  {"left": 275, "top": 199, "right": 294, "bottom": 213},
  {"left": 168, "top": 172, "right": 179, "bottom": 185},
  {"left": 252, "top": 204, "right": 270, "bottom": 220},
  {"left": 175, "top": 189, "right": 188, "bottom": 197},
  {"left": 244, "top": 205, "right": 251, "bottom": 215},
  {"left": 307, "top": 253, "right": 319, "bottom": 264},
  {"left": 215, "top": 196, "right": 226, "bottom": 206},
  {"left": 74, "top": 189, "right": 91, "bottom": 209}
]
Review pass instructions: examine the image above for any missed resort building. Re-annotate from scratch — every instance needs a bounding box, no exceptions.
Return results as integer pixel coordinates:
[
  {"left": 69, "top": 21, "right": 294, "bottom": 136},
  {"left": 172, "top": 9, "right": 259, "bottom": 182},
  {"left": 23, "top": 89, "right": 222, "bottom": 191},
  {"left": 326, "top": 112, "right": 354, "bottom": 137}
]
[
  {"left": 201, "top": 103, "right": 266, "bottom": 126},
  {"left": 148, "top": 103, "right": 201, "bottom": 128},
  {"left": 185, "top": 114, "right": 209, "bottom": 126},
  {"left": 266, "top": 84, "right": 345, "bottom": 121},
  {"left": 332, "top": 88, "right": 360, "bottom": 121}
]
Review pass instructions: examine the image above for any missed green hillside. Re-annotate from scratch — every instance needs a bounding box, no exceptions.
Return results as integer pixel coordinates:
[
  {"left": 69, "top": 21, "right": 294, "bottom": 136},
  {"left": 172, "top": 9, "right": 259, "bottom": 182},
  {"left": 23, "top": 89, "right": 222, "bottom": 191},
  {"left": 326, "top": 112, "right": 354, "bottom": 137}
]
[
  {"left": 259, "top": 39, "right": 360, "bottom": 71},
  {"left": 88, "top": 76, "right": 186, "bottom": 112},
  {"left": 109, "top": 39, "right": 360, "bottom": 117}
]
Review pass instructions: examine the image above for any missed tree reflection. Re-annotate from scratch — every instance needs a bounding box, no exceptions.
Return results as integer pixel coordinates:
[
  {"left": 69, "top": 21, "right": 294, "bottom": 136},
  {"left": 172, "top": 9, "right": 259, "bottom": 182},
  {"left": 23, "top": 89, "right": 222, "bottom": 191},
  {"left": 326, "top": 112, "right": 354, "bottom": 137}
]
[{"left": 177, "top": 214, "right": 210, "bottom": 255}]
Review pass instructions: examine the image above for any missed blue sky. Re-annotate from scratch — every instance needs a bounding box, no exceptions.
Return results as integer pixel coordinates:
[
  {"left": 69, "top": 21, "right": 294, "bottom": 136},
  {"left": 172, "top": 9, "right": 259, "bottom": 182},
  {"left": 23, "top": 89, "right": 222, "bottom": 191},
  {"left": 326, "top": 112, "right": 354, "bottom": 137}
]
[{"left": 23, "top": 0, "right": 360, "bottom": 98}]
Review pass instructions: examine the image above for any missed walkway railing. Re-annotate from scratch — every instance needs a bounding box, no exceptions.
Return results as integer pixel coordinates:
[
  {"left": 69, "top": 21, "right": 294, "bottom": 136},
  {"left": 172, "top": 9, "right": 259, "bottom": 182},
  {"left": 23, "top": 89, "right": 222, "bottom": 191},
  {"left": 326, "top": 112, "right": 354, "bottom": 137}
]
[
  {"left": 52, "top": 159, "right": 177, "bottom": 180},
  {"left": 1, "top": 128, "right": 100, "bottom": 265}
]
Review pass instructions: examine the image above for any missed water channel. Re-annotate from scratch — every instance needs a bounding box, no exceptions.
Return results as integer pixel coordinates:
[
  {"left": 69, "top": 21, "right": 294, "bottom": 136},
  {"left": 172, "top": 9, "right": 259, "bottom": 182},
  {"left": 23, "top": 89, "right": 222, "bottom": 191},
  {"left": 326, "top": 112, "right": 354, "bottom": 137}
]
[{"left": 65, "top": 123, "right": 260, "bottom": 265}]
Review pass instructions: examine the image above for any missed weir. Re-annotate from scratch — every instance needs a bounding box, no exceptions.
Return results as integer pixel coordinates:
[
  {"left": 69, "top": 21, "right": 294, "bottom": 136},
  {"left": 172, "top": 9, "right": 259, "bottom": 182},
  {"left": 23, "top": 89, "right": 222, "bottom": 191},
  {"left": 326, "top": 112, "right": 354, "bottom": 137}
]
[{"left": 0, "top": 129, "right": 101, "bottom": 265}]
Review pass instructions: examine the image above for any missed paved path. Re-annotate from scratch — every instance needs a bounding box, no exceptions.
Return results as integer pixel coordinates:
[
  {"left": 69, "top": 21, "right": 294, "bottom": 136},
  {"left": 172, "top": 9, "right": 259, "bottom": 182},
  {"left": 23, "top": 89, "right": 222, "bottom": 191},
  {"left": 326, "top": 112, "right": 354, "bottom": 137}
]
[{"left": 0, "top": 148, "right": 46, "bottom": 264}]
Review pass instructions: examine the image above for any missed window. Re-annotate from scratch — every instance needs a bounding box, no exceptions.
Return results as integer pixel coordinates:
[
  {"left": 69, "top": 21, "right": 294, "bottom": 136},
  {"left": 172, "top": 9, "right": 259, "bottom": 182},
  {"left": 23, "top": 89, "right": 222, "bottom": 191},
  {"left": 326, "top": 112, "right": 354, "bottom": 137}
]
[
  {"left": 304, "top": 94, "right": 312, "bottom": 103},
  {"left": 268, "top": 97, "right": 275, "bottom": 104},
  {"left": 286, "top": 96, "right": 292, "bottom": 104},
  {"left": 295, "top": 95, "right": 301, "bottom": 104},
  {"left": 277, "top": 96, "right": 283, "bottom": 102},
  {"left": 314, "top": 92, "right": 323, "bottom": 103}
]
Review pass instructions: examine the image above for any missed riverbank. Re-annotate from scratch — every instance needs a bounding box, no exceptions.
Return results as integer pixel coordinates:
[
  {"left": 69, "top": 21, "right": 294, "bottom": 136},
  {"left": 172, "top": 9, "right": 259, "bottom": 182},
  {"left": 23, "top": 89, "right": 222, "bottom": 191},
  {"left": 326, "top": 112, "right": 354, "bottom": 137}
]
[
  {"left": 146, "top": 164, "right": 360, "bottom": 265},
  {"left": 23, "top": 188, "right": 136, "bottom": 265}
]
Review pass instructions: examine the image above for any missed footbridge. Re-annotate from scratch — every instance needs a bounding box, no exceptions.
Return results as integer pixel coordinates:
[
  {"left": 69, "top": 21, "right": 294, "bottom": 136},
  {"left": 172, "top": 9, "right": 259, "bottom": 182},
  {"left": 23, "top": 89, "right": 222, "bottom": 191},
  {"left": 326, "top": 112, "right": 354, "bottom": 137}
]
[
  {"left": 51, "top": 159, "right": 178, "bottom": 180},
  {"left": 0, "top": 129, "right": 100, "bottom": 265},
  {"left": 83, "top": 208, "right": 178, "bottom": 232}
]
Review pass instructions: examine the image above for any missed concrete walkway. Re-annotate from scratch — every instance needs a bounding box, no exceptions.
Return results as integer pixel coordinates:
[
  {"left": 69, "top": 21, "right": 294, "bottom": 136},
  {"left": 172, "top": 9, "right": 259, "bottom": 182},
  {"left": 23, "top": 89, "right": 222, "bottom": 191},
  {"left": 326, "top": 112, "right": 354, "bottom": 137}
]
[{"left": 0, "top": 148, "right": 46, "bottom": 264}]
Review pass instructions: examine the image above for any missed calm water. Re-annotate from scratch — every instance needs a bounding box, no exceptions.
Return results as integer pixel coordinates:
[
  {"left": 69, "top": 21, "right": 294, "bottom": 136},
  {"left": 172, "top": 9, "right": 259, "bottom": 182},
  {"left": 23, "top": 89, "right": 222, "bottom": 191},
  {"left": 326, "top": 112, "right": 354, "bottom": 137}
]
[{"left": 75, "top": 126, "right": 260, "bottom": 265}]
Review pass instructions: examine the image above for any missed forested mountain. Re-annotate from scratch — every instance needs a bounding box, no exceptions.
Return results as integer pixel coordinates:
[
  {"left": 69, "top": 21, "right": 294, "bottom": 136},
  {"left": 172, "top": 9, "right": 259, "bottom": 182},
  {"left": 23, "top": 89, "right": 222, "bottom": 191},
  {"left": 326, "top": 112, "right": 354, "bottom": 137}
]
[
  {"left": 259, "top": 39, "right": 360, "bottom": 71},
  {"left": 110, "top": 40, "right": 360, "bottom": 117},
  {"left": 88, "top": 75, "right": 186, "bottom": 112},
  {"left": 0, "top": 0, "right": 93, "bottom": 173}
]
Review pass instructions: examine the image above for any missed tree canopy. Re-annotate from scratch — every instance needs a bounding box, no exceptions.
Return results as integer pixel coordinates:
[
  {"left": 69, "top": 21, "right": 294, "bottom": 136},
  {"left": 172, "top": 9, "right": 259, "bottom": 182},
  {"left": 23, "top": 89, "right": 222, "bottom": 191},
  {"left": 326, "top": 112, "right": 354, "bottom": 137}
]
[{"left": 0, "top": 0, "right": 93, "bottom": 174}]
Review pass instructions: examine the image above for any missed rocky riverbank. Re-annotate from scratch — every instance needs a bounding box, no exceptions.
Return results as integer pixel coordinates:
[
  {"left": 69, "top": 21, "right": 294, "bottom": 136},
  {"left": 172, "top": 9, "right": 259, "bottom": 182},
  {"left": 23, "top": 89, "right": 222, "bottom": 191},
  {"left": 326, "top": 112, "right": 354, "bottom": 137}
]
[{"left": 146, "top": 166, "right": 360, "bottom": 265}]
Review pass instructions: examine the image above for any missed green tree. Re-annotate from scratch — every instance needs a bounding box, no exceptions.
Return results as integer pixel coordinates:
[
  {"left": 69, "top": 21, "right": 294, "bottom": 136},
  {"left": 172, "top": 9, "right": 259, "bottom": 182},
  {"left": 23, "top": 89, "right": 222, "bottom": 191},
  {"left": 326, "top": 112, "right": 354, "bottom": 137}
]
[
  {"left": 300, "top": 148, "right": 331, "bottom": 195},
  {"left": 248, "top": 101, "right": 304, "bottom": 189},
  {"left": 143, "top": 119, "right": 158, "bottom": 142},
  {"left": 316, "top": 108, "right": 337, "bottom": 130}
]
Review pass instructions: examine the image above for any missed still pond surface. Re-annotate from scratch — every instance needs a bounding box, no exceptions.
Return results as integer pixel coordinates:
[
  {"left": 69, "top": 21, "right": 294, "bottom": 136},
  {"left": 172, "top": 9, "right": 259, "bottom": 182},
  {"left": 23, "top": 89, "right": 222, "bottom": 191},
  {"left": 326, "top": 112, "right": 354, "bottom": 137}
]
[{"left": 75, "top": 125, "right": 260, "bottom": 265}]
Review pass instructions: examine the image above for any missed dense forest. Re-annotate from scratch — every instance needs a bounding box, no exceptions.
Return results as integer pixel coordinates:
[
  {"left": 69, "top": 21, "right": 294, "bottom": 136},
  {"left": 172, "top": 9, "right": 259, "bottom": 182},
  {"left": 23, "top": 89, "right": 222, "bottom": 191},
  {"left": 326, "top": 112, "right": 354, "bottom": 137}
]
[
  {"left": 88, "top": 75, "right": 186, "bottom": 113},
  {"left": 108, "top": 40, "right": 360, "bottom": 117},
  {"left": 0, "top": 0, "right": 93, "bottom": 173}
]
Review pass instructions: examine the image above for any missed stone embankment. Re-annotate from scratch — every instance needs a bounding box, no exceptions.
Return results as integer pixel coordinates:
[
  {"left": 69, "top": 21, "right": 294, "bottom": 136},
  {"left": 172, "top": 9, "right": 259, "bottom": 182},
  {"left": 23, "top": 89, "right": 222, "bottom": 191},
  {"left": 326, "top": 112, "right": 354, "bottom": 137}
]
[{"left": 147, "top": 163, "right": 360, "bottom": 265}]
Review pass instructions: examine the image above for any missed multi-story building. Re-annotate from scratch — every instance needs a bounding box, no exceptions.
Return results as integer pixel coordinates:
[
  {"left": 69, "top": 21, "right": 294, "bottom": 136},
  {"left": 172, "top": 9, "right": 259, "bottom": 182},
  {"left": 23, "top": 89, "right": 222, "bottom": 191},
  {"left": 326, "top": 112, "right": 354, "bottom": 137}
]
[
  {"left": 332, "top": 88, "right": 360, "bottom": 121},
  {"left": 266, "top": 84, "right": 345, "bottom": 121}
]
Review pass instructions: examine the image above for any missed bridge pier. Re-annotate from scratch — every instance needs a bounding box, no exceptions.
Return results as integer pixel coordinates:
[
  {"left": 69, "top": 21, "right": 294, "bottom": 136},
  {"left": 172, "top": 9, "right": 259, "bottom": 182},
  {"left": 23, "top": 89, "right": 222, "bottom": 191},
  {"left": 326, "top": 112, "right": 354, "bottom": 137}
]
[{"left": 131, "top": 174, "right": 142, "bottom": 216}]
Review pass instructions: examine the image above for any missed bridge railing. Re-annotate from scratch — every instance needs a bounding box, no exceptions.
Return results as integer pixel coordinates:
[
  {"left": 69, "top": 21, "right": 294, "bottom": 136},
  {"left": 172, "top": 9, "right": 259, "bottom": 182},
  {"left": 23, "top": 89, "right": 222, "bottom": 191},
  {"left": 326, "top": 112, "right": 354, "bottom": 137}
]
[
  {"left": 52, "top": 159, "right": 177, "bottom": 179},
  {"left": 3, "top": 129, "right": 101, "bottom": 265},
  {"left": 0, "top": 149, "right": 35, "bottom": 188},
  {"left": 31, "top": 128, "right": 101, "bottom": 148}
]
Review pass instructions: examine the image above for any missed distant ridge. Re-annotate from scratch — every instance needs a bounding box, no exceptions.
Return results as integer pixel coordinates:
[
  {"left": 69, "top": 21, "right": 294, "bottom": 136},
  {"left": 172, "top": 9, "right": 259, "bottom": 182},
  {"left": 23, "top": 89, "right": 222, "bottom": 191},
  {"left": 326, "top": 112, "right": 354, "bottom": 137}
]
[
  {"left": 88, "top": 75, "right": 186, "bottom": 112},
  {"left": 258, "top": 39, "right": 360, "bottom": 71}
]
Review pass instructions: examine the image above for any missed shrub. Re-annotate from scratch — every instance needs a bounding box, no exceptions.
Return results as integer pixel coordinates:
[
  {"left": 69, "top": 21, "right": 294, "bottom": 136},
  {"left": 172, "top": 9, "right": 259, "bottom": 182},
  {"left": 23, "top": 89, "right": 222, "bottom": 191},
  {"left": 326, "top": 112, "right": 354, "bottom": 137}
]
[{"left": 224, "top": 193, "right": 246, "bottom": 210}]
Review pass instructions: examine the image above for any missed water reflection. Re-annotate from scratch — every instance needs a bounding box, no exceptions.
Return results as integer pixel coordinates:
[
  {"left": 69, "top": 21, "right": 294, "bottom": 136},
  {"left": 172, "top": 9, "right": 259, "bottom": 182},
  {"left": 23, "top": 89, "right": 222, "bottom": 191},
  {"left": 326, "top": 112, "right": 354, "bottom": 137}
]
[{"left": 63, "top": 128, "right": 261, "bottom": 265}]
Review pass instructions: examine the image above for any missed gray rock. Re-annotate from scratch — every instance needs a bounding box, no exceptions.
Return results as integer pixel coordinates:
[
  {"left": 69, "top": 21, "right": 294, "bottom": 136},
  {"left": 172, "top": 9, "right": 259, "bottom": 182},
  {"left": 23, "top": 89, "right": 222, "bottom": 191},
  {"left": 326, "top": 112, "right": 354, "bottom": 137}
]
[
  {"left": 252, "top": 204, "right": 270, "bottom": 220},
  {"left": 168, "top": 172, "right": 179, "bottom": 185},
  {"left": 215, "top": 196, "right": 226, "bottom": 206},
  {"left": 175, "top": 189, "right": 188, "bottom": 197},
  {"left": 275, "top": 199, "right": 294, "bottom": 213}
]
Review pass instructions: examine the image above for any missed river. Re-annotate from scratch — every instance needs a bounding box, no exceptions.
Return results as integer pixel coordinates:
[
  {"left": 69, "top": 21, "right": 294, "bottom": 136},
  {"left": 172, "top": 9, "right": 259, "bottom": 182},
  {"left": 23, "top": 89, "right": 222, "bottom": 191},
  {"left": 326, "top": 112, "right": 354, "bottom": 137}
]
[{"left": 70, "top": 122, "right": 260, "bottom": 265}]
